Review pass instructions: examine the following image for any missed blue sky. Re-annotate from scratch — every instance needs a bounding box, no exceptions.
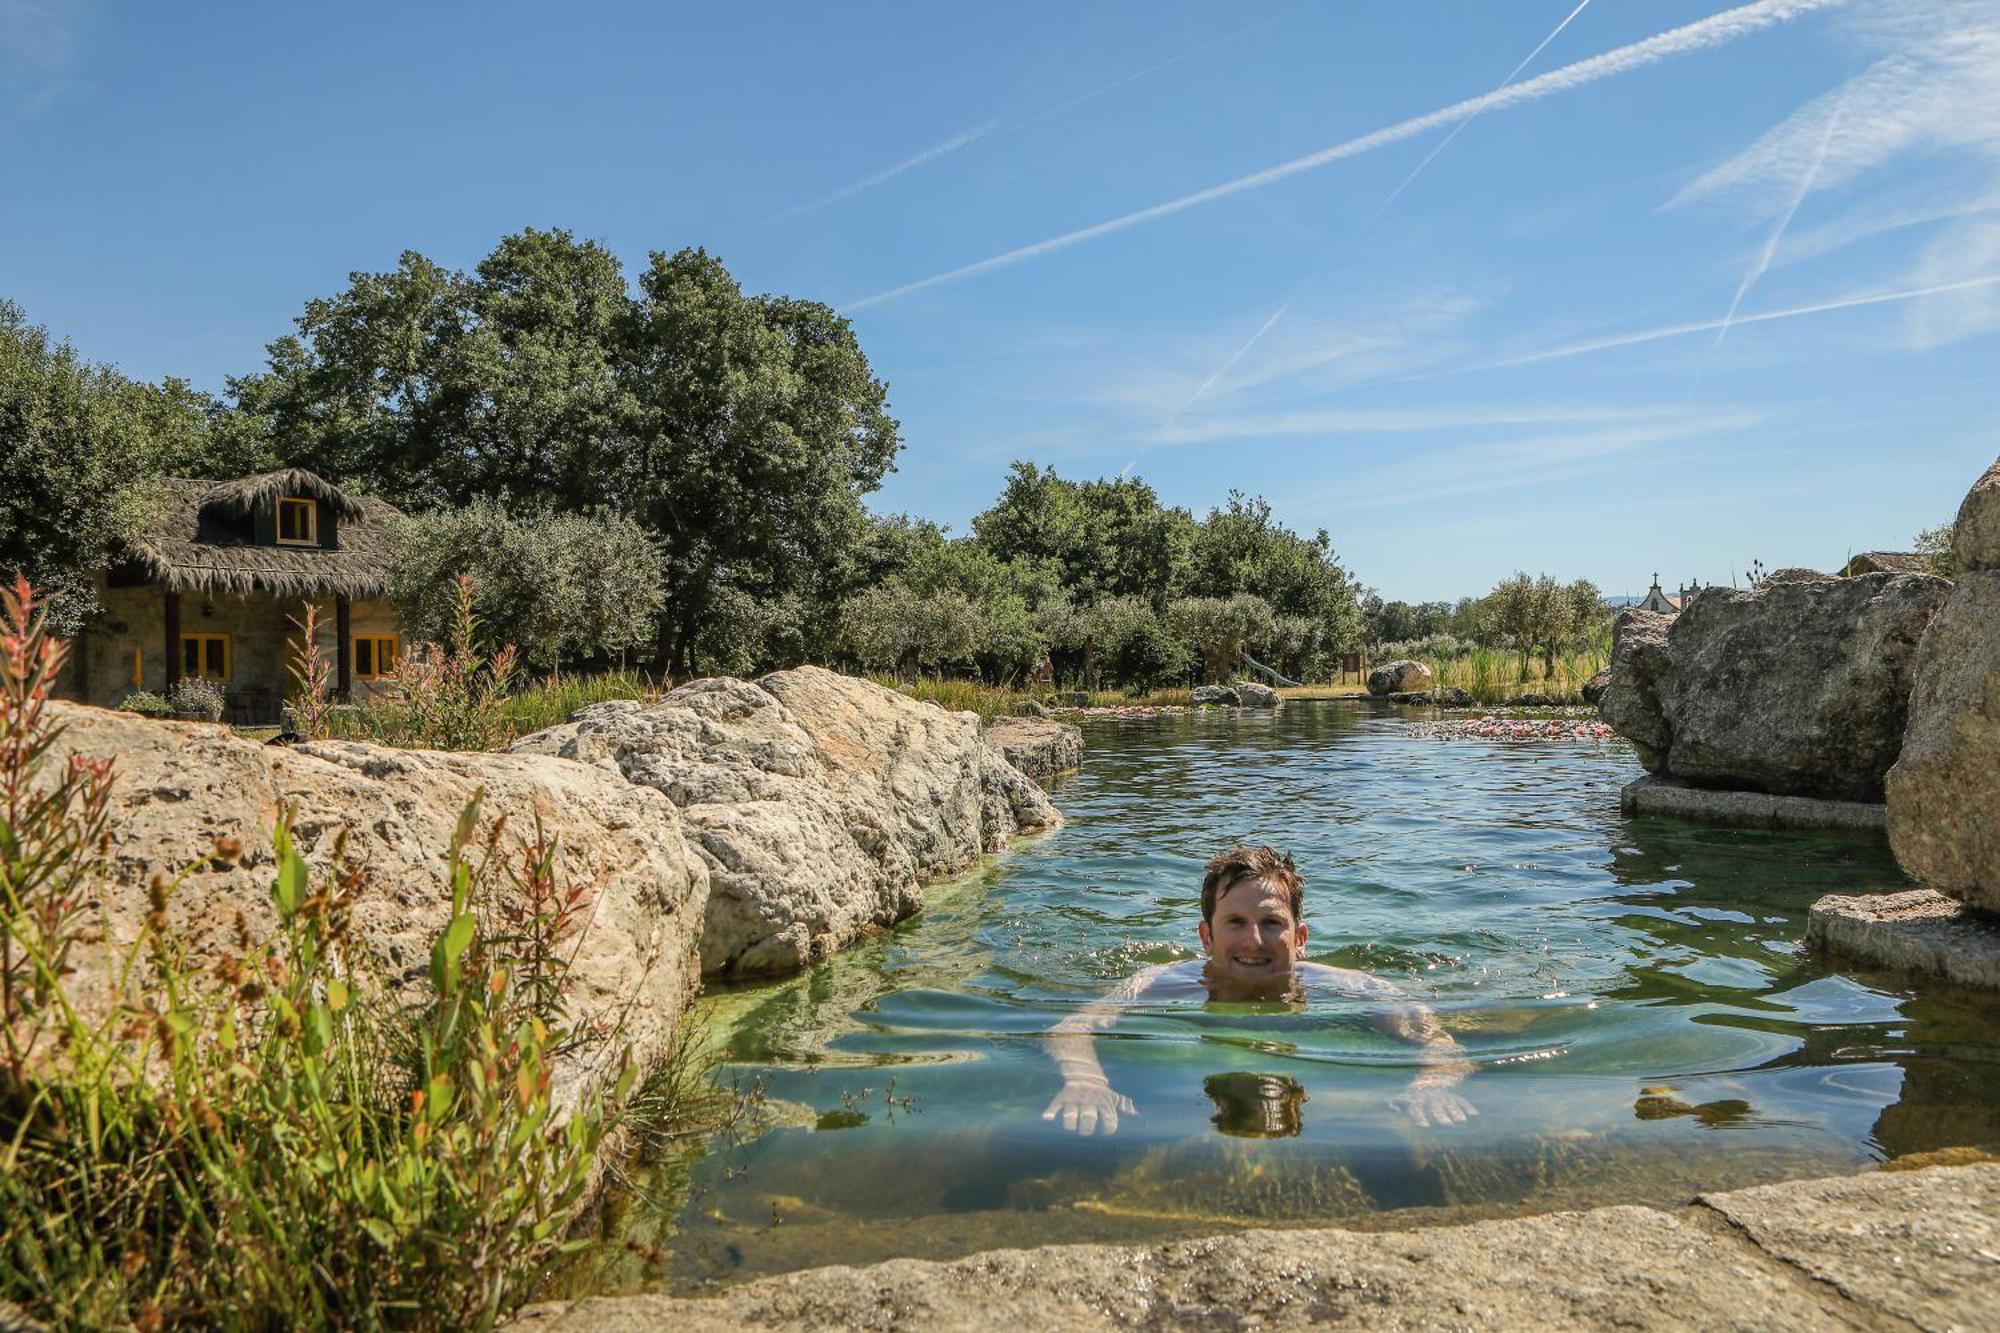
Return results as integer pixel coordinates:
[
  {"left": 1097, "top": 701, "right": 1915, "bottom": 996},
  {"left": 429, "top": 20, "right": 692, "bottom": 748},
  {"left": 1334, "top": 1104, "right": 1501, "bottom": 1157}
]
[{"left": 4, "top": 1, "right": 1997, "bottom": 602}]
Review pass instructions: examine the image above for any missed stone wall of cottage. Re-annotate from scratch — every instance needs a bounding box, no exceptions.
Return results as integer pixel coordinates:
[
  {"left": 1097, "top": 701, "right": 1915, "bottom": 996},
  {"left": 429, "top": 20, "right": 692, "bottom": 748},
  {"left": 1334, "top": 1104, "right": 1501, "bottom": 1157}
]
[{"left": 69, "top": 584, "right": 401, "bottom": 720}]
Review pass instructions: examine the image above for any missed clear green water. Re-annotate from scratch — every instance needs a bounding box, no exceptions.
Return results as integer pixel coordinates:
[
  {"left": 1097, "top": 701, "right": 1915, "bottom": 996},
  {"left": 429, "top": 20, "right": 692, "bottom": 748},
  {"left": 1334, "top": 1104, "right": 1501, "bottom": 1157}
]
[{"left": 590, "top": 701, "right": 2000, "bottom": 1292}]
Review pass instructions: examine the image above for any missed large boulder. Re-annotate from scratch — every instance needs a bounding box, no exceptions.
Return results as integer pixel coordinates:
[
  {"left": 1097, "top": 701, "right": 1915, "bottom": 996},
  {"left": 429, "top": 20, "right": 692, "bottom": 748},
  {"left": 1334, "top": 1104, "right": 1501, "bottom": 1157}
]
[
  {"left": 1596, "top": 609, "right": 1673, "bottom": 768},
  {"left": 46, "top": 705, "right": 708, "bottom": 1101},
  {"left": 513, "top": 667, "right": 1059, "bottom": 977},
  {"left": 1234, "top": 681, "right": 1280, "bottom": 708},
  {"left": 1190, "top": 684, "right": 1239, "bottom": 706},
  {"left": 1367, "top": 659, "right": 1433, "bottom": 696},
  {"left": 981, "top": 716, "right": 1083, "bottom": 783},
  {"left": 1953, "top": 455, "right": 2000, "bottom": 572},
  {"left": 1885, "top": 571, "right": 2000, "bottom": 912},
  {"left": 1596, "top": 574, "right": 1950, "bottom": 801}
]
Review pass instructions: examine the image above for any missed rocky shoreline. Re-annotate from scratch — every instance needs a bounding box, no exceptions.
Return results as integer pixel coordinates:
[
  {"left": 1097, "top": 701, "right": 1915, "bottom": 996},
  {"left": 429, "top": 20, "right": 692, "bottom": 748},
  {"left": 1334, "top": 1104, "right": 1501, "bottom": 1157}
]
[
  {"left": 517, "top": 1162, "right": 2000, "bottom": 1331},
  {"left": 51, "top": 666, "right": 1062, "bottom": 1110}
]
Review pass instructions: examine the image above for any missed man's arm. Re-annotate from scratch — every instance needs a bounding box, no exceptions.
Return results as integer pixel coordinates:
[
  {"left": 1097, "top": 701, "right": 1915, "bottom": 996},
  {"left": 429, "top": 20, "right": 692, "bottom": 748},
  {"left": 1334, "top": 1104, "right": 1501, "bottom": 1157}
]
[
  {"left": 1366, "top": 980, "right": 1478, "bottom": 1128},
  {"left": 1040, "top": 963, "right": 1170, "bottom": 1136}
]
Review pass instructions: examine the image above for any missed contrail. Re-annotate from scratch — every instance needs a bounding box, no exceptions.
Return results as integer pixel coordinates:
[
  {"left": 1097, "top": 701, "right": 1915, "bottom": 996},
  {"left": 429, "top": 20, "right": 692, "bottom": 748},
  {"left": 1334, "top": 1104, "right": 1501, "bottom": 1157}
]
[
  {"left": 1712, "top": 98, "right": 1842, "bottom": 349},
  {"left": 1006, "top": 4, "right": 1307, "bottom": 139},
  {"left": 1184, "top": 0, "right": 1597, "bottom": 408},
  {"left": 847, "top": 0, "right": 1844, "bottom": 310},
  {"left": 767, "top": 8, "right": 1300, "bottom": 224},
  {"left": 769, "top": 119, "right": 1001, "bottom": 222},
  {"left": 1472, "top": 273, "right": 2000, "bottom": 372}
]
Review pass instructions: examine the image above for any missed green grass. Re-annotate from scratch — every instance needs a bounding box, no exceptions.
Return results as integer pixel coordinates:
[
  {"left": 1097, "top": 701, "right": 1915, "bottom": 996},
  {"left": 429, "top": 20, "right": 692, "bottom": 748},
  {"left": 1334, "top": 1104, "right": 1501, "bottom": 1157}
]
[
  {"left": 866, "top": 675, "right": 1198, "bottom": 720},
  {"left": 1422, "top": 644, "right": 1608, "bottom": 706}
]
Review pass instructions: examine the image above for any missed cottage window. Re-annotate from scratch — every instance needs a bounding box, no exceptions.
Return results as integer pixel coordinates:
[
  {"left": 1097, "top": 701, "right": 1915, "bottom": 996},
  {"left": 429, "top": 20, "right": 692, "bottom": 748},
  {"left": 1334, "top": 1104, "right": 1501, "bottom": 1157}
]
[
  {"left": 277, "top": 497, "right": 318, "bottom": 546},
  {"left": 180, "top": 634, "right": 231, "bottom": 682},
  {"left": 354, "top": 635, "right": 399, "bottom": 680}
]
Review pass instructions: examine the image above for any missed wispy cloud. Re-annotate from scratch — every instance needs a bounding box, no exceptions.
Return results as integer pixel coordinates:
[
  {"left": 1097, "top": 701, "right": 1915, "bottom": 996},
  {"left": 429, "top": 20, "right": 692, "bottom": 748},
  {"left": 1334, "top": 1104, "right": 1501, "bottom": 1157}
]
[
  {"left": 1671, "top": 3, "right": 2000, "bottom": 218},
  {"left": 1150, "top": 403, "right": 1691, "bottom": 448},
  {"left": 1289, "top": 413, "right": 1768, "bottom": 515},
  {"left": 767, "top": 119, "right": 1000, "bottom": 222},
  {"left": 1670, "top": 0, "right": 2000, "bottom": 349},
  {"left": 847, "top": 0, "right": 1845, "bottom": 309},
  {"left": 1466, "top": 272, "right": 2000, "bottom": 374},
  {"left": 1182, "top": 0, "right": 1598, "bottom": 410}
]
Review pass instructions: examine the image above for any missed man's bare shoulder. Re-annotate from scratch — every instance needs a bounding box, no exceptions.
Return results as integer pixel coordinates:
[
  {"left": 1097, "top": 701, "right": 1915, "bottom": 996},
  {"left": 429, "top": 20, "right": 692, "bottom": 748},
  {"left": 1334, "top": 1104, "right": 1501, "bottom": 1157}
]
[{"left": 1299, "top": 962, "right": 1404, "bottom": 996}]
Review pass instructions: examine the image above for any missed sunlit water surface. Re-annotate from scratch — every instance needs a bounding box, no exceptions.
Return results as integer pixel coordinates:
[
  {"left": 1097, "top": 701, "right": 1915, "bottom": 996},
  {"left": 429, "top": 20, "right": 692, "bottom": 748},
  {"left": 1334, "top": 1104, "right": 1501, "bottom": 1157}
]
[{"left": 585, "top": 701, "right": 2000, "bottom": 1293}]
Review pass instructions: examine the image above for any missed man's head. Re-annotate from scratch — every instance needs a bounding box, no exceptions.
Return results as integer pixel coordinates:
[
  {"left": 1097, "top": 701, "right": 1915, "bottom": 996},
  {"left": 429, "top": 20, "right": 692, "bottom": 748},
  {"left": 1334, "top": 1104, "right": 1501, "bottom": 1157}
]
[{"left": 1197, "top": 845, "right": 1306, "bottom": 988}]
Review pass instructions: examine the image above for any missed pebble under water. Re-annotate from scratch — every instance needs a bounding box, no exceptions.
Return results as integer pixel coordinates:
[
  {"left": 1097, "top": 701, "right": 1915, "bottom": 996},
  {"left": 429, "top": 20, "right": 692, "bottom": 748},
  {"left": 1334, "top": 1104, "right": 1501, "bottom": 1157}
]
[{"left": 581, "top": 700, "right": 2000, "bottom": 1293}]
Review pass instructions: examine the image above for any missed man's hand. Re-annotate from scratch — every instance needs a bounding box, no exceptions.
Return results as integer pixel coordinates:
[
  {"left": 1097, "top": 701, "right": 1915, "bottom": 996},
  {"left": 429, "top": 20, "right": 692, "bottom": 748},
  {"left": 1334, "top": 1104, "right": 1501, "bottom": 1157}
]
[
  {"left": 1042, "top": 1079, "right": 1137, "bottom": 1136},
  {"left": 1387, "top": 1083, "right": 1478, "bottom": 1128}
]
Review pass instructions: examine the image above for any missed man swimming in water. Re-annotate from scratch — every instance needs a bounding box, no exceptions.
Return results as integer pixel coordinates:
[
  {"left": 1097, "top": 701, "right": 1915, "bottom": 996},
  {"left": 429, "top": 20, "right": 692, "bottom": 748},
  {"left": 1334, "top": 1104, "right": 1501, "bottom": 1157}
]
[{"left": 1042, "top": 844, "right": 1477, "bottom": 1136}]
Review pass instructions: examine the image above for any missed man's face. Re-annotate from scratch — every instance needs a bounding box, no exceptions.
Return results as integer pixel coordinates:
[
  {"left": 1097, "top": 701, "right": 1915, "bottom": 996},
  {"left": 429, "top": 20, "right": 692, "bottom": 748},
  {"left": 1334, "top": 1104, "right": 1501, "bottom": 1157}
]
[{"left": 1198, "top": 875, "right": 1307, "bottom": 986}]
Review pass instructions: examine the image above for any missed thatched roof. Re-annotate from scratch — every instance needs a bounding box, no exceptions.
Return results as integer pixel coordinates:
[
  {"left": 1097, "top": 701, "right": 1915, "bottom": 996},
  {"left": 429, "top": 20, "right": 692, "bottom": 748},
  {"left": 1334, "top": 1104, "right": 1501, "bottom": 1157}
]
[
  {"left": 124, "top": 473, "right": 403, "bottom": 599},
  {"left": 1841, "top": 551, "right": 1929, "bottom": 576},
  {"left": 201, "top": 467, "right": 367, "bottom": 521}
]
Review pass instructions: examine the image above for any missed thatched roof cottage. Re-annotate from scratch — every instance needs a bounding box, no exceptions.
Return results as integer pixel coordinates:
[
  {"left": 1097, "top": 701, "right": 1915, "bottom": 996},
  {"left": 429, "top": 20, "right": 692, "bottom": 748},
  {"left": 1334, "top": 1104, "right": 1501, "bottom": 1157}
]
[
  {"left": 64, "top": 468, "right": 406, "bottom": 722},
  {"left": 1839, "top": 551, "right": 1929, "bottom": 577}
]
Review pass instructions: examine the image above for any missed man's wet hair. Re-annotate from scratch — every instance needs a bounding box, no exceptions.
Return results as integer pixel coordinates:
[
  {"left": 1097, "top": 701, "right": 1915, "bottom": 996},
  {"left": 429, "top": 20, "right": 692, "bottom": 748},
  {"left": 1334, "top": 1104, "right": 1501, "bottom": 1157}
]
[{"left": 1200, "top": 845, "right": 1303, "bottom": 924}]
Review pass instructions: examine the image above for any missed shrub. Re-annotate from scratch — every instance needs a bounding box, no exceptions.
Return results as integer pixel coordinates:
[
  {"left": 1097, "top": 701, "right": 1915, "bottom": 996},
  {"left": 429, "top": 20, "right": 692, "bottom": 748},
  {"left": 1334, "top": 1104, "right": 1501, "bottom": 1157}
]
[
  {"left": 393, "top": 500, "right": 664, "bottom": 671},
  {"left": 117, "top": 689, "right": 171, "bottom": 716},
  {"left": 1, "top": 575, "right": 640, "bottom": 1328},
  {"left": 346, "top": 574, "right": 520, "bottom": 751},
  {"left": 165, "top": 676, "right": 225, "bottom": 721}
]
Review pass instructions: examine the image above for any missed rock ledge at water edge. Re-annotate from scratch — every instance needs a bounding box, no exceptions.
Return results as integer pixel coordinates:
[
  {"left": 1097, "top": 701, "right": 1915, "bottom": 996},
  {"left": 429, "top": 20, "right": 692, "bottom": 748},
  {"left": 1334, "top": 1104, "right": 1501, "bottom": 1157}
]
[
  {"left": 517, "top": 1163, "right": 2000, "bottom": 1332},
  {"left": 1807, "top": 888, "right": 2000, "bottom": 991},
  {"left": 513, "top": 667, "right": 1060, "bottom": 978},
  {"left": 979, "top": 716, "right": 1082, "bottom": 783}
]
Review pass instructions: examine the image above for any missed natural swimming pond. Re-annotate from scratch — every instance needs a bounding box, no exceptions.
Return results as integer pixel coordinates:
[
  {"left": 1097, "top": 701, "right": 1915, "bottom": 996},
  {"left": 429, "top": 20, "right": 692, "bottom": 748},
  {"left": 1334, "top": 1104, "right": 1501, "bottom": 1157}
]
[{"left": 588, "top": 700, "right": 2000, "bottom": 1292}]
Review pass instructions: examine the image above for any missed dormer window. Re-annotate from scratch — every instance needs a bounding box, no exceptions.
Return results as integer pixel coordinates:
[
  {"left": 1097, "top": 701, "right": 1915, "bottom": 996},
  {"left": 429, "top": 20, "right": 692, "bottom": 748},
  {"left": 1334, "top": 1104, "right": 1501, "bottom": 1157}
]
[{"left": 276, "top": 497, "right": 318, "bottom": 546}]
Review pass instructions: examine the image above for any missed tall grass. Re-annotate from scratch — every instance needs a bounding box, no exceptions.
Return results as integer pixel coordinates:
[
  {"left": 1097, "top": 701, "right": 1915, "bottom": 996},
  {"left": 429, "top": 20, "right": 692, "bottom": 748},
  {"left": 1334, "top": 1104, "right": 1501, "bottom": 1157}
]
[
  {"left": 1423, "top": 643, "right": 1608, "bottom": 706},
  {"left": 867, "top": 674, "right": 1193, "bottom": 720},
  {"left": 0, "top": 575, "right": 690, "bottom": 1329}
]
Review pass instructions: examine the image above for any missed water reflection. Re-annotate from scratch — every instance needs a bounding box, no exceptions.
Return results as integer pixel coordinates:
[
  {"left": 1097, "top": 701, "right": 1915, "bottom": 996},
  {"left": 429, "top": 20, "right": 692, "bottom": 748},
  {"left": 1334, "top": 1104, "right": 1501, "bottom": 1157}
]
[{"left": 1205, "top": 1073, "right": 1308, "bottom": 1138}]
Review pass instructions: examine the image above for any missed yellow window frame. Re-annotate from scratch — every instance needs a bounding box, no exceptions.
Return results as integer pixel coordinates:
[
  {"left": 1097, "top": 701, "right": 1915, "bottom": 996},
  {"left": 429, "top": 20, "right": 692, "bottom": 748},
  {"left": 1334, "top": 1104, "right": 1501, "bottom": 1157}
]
[
  {"left": 353, "top": 634, "right": 400, "bottom": 681},
  {"left": 180, "top": 634, "right": 231, "bottom": 682},
  {"left": 276, "top": 497, "right": 318, "bottom": 546}
]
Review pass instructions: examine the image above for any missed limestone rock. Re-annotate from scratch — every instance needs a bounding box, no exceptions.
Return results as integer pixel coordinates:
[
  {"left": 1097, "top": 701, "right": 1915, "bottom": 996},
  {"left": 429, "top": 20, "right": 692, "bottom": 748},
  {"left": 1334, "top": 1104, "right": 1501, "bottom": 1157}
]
[
  {"left": 1806, "top": 888, "right": 2000, "bottom": 991},
  {"left": 1367, "top": 659, "right": 1432, "bottom": 695},
  {"left": 981, "top": 716, "right": 1082, "bottom": 783},
  {"left": 1597, "top": 609, "right": 1673, "bottom": 768},
  {"left": 1581, "top": 668, "right": 1611, "bottom": 705},
  {"left": 518, "top": 1165, "right": 2000, "bottom": 1333},
  {"left": 1885, "top": 571, "right": 2000, "bottom": 910},
  {"left": 1190, "top": 684, "right": 1239, "bottom": 705},
  {"left": 1598, "top": 574, "right": 1950, "bottom": 800},
  {"left": 514, "top": 667, "right": 1059, "bottom": 977},
  {"left": 1233, "top": 681, "right": 1280, "bottom": 707},
  {"left": 1009, "top": 698, "right": 1050, "bottom": 718},
  {"left": 1953, "top": 453, "right": 2000, "bottom": 572},
  {"left": 46, "top": 704, "right": 707, "bottom": 1101}
]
